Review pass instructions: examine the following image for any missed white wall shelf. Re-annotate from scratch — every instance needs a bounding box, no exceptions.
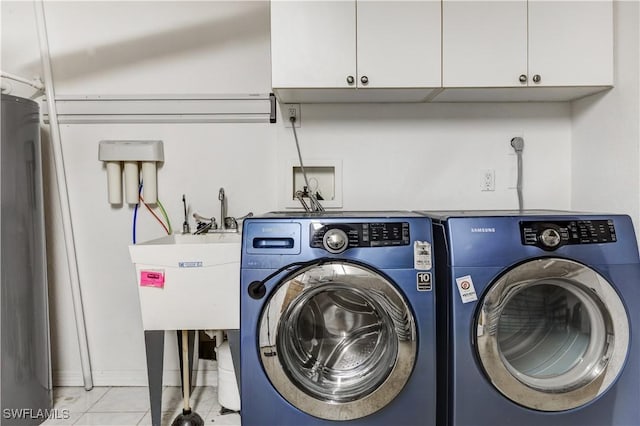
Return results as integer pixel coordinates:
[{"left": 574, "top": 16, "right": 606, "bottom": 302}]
[{"left": 42, "top": 94, "right": 277, "bottom": 124}]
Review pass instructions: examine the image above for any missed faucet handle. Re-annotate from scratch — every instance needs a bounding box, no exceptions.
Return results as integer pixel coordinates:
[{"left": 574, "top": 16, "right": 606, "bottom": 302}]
[
  {"left": 224, "top": 217, "right": 238, "bottom": 230},
  {"left": 193, "top": 213, "right": 217, "bottom": 231}
]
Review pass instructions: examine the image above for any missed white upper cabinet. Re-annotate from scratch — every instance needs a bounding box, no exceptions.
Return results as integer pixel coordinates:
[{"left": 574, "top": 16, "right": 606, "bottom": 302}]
[
  {"left": 442, "top": 0, "right": 527, "bottom": 87},
  {"left": 528, "top": 0, "right": 613, "bottom": 87},
  {"left": 271, "top": 0, "right": 441, "bottom": 102},
  {"left": 356, "top": 1, "right": 441, "bottom": 89},
  {"left": 272, "top": 0, "right": 613, "bottom": 103},
  {"left": 439, "top": 0, "right": 613, "bottom": 101},
  {"left": 271, "top": 1, "right": 356, "bottom": 89}
]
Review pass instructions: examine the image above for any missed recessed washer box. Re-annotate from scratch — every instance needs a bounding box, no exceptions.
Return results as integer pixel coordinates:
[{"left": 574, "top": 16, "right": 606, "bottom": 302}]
[{"left": 281, "top": 159, "right": 343, "bottom": 209}]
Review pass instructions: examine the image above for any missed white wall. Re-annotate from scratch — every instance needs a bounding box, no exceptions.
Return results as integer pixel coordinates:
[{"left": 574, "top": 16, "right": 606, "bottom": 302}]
[
  {"left": 275, "top": 102, "right": 571, "bottom": 211},
  {"left": 571, "top": 1, "right": 640, "bottom": 229},
  {"left": 3, "top": 1, "right": 575, "bottom": 386}
]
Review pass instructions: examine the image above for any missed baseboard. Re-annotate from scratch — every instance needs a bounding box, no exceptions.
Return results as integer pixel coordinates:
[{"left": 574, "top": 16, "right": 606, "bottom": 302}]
[{"left": 53, "top": 360, "right": 219, "bottom": 387}]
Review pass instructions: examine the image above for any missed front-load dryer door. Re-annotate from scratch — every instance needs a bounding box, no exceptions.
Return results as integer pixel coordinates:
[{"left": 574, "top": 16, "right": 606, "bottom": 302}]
[
  {"left": 258, "top": 261, "right": 417, "bottom": 421},
  {"left": 475, "top": 257, "right": 629, "bottom": 411}
]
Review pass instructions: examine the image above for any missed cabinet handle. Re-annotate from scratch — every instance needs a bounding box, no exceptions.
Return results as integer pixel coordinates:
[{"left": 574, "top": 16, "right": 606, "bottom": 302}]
[
  {"left": 360, "top": 75, "right": 369, "bottom": 85},
  {"left": 346, "top": 75, "right": 355, "bottom": 85},
  {"left": 519, "top": 74, "right": 527, "bottom": 83},
  {"left": 533, "top": 74, "right": 541, "bottom": 83}
]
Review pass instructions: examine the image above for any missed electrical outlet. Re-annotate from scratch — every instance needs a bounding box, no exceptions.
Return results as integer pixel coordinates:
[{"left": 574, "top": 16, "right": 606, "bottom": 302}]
[
  {"left": 283, "top": 103, "right": 301, "bottom": 128},
  {"left": 481, "top": 169, "right": 495, "bottom": 191}
]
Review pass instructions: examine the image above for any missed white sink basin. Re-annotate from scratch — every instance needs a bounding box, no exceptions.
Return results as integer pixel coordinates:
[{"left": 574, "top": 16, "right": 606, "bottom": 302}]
[
  {"left": 141, "top": 232, "right": 241, "bottom": 246},
  {"left": 129, "top": 232, "right": 241, "bottom": 330}
]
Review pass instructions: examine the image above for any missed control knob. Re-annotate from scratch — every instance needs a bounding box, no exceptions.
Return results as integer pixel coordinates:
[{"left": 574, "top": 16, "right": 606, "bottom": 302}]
[
  {"left": 539, "top": 228, "right": 561, "bottom": 248},
  {"left": 323, "top": 228, "right": 349, "bottom": 254}
]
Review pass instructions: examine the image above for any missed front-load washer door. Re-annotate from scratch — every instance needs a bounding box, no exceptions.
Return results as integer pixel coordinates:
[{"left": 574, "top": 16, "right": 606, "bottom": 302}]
[
  {"left": 475, "top": 257, "right": 629, "bottom": 412},
  {"left": 258, "top": 261, "right": 417, "bottom": 421}
]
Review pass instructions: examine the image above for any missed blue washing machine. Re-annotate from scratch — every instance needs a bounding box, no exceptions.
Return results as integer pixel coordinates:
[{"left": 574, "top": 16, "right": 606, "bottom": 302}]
[
  {"left": 420, "top": 210, "right": 640, "bottom": 426},
  {"left": 240, "top": 212, "right": 437, "bottom": 425}
]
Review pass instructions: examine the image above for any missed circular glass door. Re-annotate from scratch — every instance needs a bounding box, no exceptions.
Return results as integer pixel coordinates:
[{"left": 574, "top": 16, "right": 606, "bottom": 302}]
[
  {"left": 476, "top": 258, "right": 629, "bottom": 411},
  {"left": 259, "top": 261, "right": 416, "bottom": 421}
]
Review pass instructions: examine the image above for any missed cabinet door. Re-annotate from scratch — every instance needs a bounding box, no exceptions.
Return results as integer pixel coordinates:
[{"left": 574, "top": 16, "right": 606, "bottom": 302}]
[
  {"left": 271, "top": 0, "right": 356, "bottom": 88},
  {"left": 528, "top": 0, "right": 613, "bottom": 87},
  {"left": 357, "top": 0, "right": 441, "bottom": 88},
  {"left": 442, "top": 0, "right": 527, "bottom": 87}
]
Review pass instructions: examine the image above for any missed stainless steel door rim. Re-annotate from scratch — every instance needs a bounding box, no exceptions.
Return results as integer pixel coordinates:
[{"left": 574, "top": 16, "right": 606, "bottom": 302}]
[
  {"left": 475, "top": 258, "right": 629, "bottom": 411},
  {"left": 258, "top": 261, "right": 417, "bottom": 421}
]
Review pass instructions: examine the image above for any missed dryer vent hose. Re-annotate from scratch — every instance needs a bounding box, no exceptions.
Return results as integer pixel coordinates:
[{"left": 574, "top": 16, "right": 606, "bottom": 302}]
[{"left": 511, "top": 137, "right": 524, "bottom": 211}]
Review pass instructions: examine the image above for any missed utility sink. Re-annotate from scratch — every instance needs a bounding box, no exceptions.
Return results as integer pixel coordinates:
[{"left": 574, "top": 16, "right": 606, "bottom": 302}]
[{"left": 128, "top": 232, "right": 241, "bottom": 330}]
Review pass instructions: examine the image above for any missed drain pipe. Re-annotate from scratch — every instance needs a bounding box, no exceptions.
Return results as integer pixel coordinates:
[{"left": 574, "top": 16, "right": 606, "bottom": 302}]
[
  {"left": 0, "top": 71, "right": 45, "bottom": 91},
  {"left": 34, "top": 0, "right": 93, "bottom": 390}
]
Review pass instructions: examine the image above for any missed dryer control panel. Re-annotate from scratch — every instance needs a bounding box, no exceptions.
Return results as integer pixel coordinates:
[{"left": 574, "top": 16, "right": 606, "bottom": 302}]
[
  {"left": 520, "top": 220, "right": 617, "bottom": 251},
  {"left": 310, "top": 222, "right": 410, "bottom": 254}
]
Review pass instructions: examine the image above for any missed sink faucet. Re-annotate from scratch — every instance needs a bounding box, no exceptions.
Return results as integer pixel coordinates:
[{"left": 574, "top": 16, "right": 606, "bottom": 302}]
[{"left": 219, "top": 187, "right": 227, "bottom": 230}]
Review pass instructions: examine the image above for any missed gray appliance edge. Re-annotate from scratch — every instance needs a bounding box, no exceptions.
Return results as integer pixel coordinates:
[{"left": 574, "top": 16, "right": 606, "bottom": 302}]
[{"left": 1, "top": 94, "right": 52, "bottom": 425}]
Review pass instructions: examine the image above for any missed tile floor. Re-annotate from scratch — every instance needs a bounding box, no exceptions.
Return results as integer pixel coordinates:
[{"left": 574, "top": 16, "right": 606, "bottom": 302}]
[{"left": 41, "top": 386, "right": 240, "bottom": 426}]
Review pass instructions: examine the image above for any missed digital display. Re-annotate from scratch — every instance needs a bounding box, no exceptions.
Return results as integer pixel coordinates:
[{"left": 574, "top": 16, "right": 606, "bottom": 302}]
[
  {"left": 369, "top": 223, "right": 404, "bottom": 241},
  {"left": 521, "top": 219, "right": 616, "bottom": 250},
  {"left": 310, "top": 222, "right": 410, "bottom": 248}
]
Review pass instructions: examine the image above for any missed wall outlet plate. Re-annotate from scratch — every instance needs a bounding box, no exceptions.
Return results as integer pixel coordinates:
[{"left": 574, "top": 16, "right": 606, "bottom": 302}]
[
  {"left": 282, "top": 103, "right": 301, "bottom": 128},
  {"left": 481, "top": 169, "right": 495, "bottom": 191}
]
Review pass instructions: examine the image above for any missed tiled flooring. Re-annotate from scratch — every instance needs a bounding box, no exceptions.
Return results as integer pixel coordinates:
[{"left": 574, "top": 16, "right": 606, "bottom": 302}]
[{"left": 41, "top": 386, "right": 241, "bottom": 426}]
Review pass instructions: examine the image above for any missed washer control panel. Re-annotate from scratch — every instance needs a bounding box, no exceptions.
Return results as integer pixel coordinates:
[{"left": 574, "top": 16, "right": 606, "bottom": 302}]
[
  {"left": 310, "top": 222, "right": 410, "bottom": 253},
  {"left": 520, "top": 220, "right": 617, "bottom": 251}
]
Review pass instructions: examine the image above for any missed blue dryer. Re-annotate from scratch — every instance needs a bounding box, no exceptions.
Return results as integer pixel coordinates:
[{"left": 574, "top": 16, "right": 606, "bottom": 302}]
[
  {"left": 240, "top": 212, "right": 437, "bottom": 425},
  {"left": 422, "top": 211, "right": 640, "bottom": 426}
]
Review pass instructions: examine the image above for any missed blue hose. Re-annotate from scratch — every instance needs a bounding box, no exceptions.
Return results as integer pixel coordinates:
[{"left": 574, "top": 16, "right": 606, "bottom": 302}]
[{"left": 132, "top": 182, "right": 143, "bottom": 244}]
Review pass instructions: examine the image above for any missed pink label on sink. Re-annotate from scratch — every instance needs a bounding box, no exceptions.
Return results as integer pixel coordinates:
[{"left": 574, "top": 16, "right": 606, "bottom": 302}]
[{"left": 140, "top": 270, "right": 165, "bottom": 288}]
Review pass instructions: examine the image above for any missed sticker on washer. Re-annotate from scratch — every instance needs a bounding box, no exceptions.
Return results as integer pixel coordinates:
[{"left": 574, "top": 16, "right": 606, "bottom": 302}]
[
  {"left": 414, "top": 241, "right": 432, "bottom": 270},
  {"left": 456, "top": 275, "right": 478, "bottom": 303},
  {"left": 417, "top": 272, "right": 432, "bottom": 291}
]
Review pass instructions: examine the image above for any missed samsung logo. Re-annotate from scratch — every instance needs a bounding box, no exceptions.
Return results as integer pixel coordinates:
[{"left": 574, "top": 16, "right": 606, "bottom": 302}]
[{"left": 471, "top": 227, "right": 496, "bottom": 233}]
